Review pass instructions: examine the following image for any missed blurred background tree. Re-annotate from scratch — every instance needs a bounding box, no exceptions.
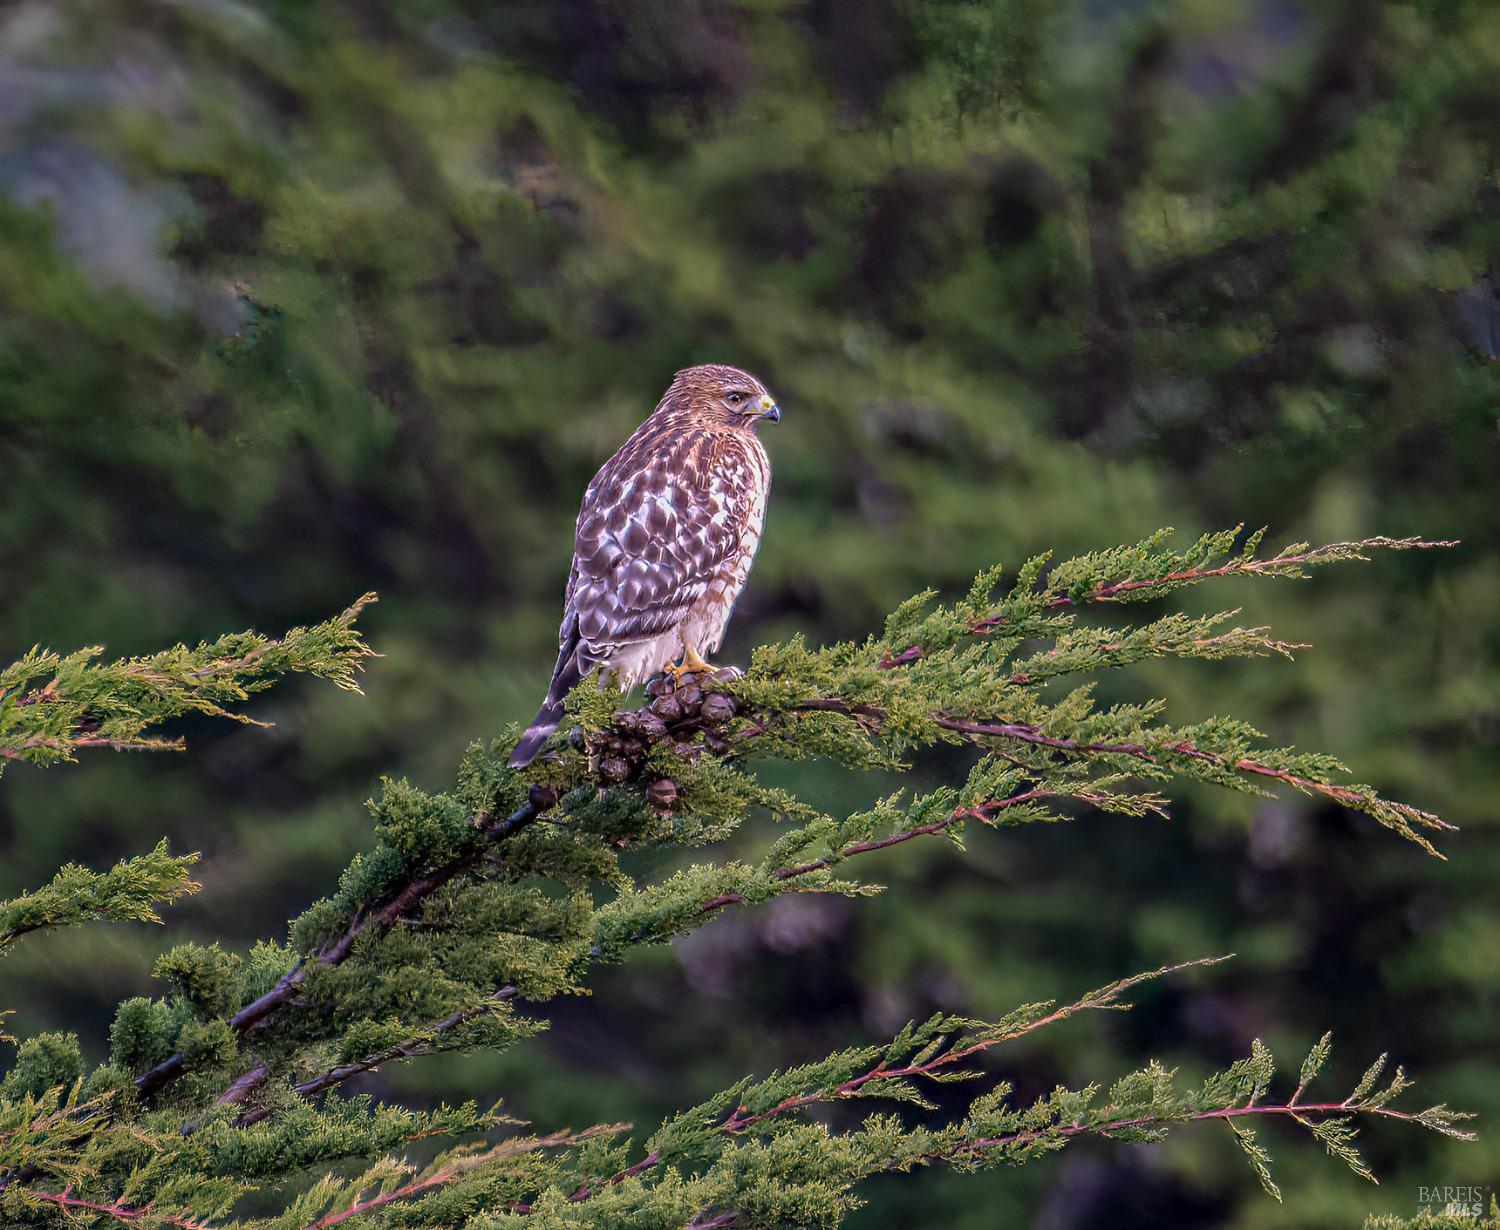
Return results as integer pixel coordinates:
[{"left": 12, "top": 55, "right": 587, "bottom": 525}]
[{"left": 0, "top": 0, "right": 1494, "bottom": 1225}]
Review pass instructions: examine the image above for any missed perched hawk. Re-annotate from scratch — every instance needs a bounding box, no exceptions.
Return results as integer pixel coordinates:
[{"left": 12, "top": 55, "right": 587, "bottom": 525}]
[{"left": 509, "top": 364, "right": 780, "bottom": 767}]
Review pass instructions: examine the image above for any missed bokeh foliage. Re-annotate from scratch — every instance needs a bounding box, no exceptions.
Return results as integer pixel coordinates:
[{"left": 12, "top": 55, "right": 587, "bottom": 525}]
[{"left": 0, "top": 0, "right": 1496, "bottom": 1225}]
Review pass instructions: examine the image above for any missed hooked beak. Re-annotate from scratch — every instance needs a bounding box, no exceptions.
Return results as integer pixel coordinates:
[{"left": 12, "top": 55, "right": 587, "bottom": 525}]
[{"left": 756, "top": 395, "right": 781, "bottom": 424}]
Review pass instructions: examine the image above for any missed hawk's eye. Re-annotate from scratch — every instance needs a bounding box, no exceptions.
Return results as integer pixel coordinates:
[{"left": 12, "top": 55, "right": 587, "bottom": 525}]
[{"left": 726, "top": 392, "right": 744, "bottom": 406}]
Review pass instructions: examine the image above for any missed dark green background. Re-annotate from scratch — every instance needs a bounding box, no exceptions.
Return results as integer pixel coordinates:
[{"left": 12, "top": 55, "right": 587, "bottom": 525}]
[{"left": 1, "top": 1, "right": 1496, "bottom": 1225}]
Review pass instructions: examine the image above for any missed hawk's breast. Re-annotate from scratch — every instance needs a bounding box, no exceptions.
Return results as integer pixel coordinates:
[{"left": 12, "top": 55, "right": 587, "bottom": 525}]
[{"left": 692, "top": 431, "right": 770, "bottom": 650}]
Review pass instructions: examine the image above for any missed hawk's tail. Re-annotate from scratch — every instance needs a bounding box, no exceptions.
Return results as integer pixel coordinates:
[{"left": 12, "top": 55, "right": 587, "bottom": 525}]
[{"left": 508, "top": 638, "right": 584, "bottom": 769}]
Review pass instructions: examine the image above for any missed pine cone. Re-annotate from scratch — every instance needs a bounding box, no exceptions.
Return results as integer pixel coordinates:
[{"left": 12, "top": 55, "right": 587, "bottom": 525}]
[
  {"left": 700, "top": 693, "right": 737, "bottom": 725},
  {"left": 599, "top": 756, "right": 631, "bottom": 784}
]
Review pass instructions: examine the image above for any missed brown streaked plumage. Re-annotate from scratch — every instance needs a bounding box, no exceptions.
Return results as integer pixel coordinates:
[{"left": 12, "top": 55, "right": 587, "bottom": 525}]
[{"left": 509, "top": 364, "right": 780, "bottom": 767}]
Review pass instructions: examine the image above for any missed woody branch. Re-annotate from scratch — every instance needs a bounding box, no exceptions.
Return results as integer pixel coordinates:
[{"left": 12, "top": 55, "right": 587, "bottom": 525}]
[{"left": 231, "top": 784, "right": 1063, "bottom": 1122}]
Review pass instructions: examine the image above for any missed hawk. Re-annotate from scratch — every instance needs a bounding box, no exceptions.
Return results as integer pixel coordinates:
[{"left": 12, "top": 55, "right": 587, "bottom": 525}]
[{"left": 509, "top": 364, "right": 781, "bottom": 767}]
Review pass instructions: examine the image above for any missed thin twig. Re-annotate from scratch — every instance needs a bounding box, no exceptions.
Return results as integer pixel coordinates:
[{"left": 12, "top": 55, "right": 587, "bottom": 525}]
[
  {"left": 942, "top": 1098, "right": 1441, "bottom": 1160},
  {"left": 298, "top": 1126, "right": 624, "bottom": 1230},
  {"left": 6, "top": 1185, "right": 211, "bottom": 1228}
]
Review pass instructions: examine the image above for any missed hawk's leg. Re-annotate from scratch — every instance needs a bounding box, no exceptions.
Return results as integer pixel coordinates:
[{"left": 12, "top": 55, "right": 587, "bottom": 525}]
[
  {"left": 668, "top": 643, "right": 743, "bottom": 682},
  {"left": 668, "top": 643, "right": 713, "bottom": 681}
]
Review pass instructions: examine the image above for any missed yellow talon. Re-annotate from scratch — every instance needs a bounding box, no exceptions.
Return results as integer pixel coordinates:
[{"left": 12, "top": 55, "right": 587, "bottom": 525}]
[{"left": 670, "top": 645, "right": 713, "bottom": 680}]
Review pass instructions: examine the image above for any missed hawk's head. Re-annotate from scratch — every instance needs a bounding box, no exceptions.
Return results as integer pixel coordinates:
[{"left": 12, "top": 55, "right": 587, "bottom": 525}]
[{"left": 661, "top": 364, "right": 781, "bottom": 430}]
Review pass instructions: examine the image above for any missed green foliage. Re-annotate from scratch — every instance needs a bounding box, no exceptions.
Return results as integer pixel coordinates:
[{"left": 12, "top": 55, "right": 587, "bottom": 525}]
[
  {"left": 154, "top": 943, "right": 246, "bottom": 1019},
  {"left": 0, "top": 597, "right": 375, "bottom": 772},
  {"left": 0, "top": 1032, "right": 83, "bottom": 1101},
  {"left": 0, "top": 968, "right": 1472, "bottom": 1227},
  {"left": 730, "top": 530, "right": 1455, "bottom": 854},
  {"left": 109, "top": 998, "right": 178, "bottom": 1075},
  {"left": 177, "top": 1018, "right": 239, "bottom": 1070},
  {"left": 0, "top": 535, "right": 1477, "bottom": 1225},
  {"left": 0, "top": 841, "right": 199, "bottom": 955},
  {"left": 370, "top": 777, "right": 476, "bottom": 870}
]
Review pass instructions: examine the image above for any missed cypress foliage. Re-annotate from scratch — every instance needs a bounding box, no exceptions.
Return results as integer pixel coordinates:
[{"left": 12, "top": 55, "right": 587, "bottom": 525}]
[
  {"left": 0, "top": 597, "right": 375, "bottom": 966},
  {"left": 0, "top": 530, "right": 1476, "bottom": 1227},
  {"left": 0, "top": 842, "right": 199, "bottom": 960},
  {"left": 0, "top": 597, "right": 376, "bottom": 772}
]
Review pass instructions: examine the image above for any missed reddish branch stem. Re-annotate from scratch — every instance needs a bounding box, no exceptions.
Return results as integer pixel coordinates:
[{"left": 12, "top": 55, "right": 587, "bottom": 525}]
[
  {"left": 215, "top": 1064, "right": 270, "bottom": 1107},
  {"left": 717, "top": 979, "right": 1076, "bottom": 1135},
  {"left": 751, "top": 692, "right": 1447, "bottom": 837},
  {"left": 293, "top": 1128, "right": 619, "bottom": 1230},
  {"left": 300, "top": 1171, "right": 456, "bottom": 1229},
  {"left": 569, "top": 1150, "right": 661, "bottom": 1202},
  {"left": 521, "top": 1082, "right": 1414, "bottom": 1219},
  {"left": 944, "top": 1098, "right": 1424, "bottom": 1161},
  {"left": 698, "top": 787, "right": 1049, "bottom": 915},
  {"left": 509, "top": 1150, "right": 665, "bottom": 1213},
  {"left": 8, "top": 1185, "right": 210, "bottom": 1228},
  {"left": 933, "top": 716, "right": 1449, "bottom": 827}
]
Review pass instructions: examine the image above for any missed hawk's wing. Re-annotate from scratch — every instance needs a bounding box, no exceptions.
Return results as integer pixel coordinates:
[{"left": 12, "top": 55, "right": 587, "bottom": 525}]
[{"left": 565, "top": 428, "right": 748, "bottom": 667}]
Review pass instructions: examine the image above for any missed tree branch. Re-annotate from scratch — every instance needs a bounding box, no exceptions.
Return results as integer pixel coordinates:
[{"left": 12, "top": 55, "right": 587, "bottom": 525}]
[
  {"left": 136, "top": 793, "right": 549, "bottom": 1100},
  {"left": 0, "top": 735, "right": 182, "bottom": 762},
  {"left": 0, "top": 595, "right": 376, "bottom": 770},
  {"left": 293, "top": 1126, "right": 623, "bottom": 1230},
  {"left": 943, "top": 1098, "right": 1442, "bottom": 1160},
  {"left": 697, "top": 786, "right": 1052, "bottom": 914},
  {"left": 229, "top": 990, "right": 520, "bottom": 1129},
  {"left": 681, "top": 1097, "right": 1462, "bottom": 1228},
  {"left": 878, "top": 536, "right": 1457, "bottom": 668},
  {"left": 741, "top": 694, "right": 1449, "bottom": 854},
  {"left": 5, "top": 1185, "right": 211, "bottom": 1228},
  {"left": 237, "top": 788, "right": 1057, "bottom": 1119},
  {"left": 186, "top": 533, "right": 1455, "bottom": 1135}
]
